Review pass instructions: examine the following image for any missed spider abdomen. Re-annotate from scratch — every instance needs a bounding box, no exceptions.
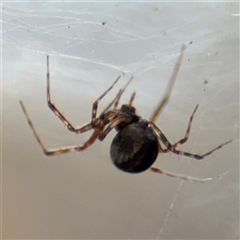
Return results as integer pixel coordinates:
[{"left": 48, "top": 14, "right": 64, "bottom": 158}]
[{"left": 110, "top": 122, "right": 159, "bottom": 173}]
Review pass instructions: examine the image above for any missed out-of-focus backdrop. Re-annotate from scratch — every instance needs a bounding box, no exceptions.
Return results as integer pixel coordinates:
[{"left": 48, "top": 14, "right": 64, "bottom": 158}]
[{"left": 2, "top": 2, "right": 239, "bottom": 239}]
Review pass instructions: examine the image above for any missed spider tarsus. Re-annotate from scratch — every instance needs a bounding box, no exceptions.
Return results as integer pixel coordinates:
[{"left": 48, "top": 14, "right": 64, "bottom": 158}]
[
  {"left": 200, "top": 139, "right": 233, "bottom": 159},
  {"left": 194, "top": 104, "right": 199, "bottom": 111},
  {"left": 150, "top": 165, "right": 229, "bottom": 183}
]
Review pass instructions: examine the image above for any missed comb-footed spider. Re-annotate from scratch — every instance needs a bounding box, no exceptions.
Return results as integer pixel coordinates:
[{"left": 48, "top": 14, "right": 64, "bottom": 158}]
[{"left": 19, "top": 45, "right": 232, "bottom": 183}]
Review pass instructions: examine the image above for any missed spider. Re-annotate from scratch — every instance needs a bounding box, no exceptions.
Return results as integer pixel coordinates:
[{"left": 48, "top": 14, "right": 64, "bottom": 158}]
[{"left": 19, "top": 45, "right": 232, "bottom": 183}]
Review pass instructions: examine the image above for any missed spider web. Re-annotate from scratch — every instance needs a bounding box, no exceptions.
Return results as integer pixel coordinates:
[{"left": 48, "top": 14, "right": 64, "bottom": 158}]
[{"left": 2, "top": 2, "right": 239, "bottom": 239}]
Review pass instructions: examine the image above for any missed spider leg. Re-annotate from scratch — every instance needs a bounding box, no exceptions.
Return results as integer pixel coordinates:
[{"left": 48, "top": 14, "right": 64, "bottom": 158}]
[
  {"left": 114, "top": 89, "right": 122, "bottom": 108},
  {"left": 91, "top": 75, "right": 122, "bottom": 125},
  {"left": 98, "top": 116, "right": 132, "bottom": 141},
  {"left": 46, "top": 56, "right": 94, "bottom": 134},
  {"left": 100, "top": 76, "right": 134, "bottom": 117},
  {"left": 114, "top": 90, "right": 136, "bottom": 109},
  {"left": 129, "top": 92, "right": 136, "bottom": 106},
  {"left": 150, "top": 122, "right": 232, "bottom": 160},
  {"left": 19, "top": 100, "right": 101, "bottom": 156},
  {"left": 114, "top": 90, "right": 135, "bottom": 109},
  {"left": 92, "top": 76, "right": 134, "bottom": 137},
  {"left": 92, "top": 75, "right": 134, "bottom": 126},
  {"left": 114, "top": 89, "right": 136, "bottom": 109},
  {"left": 160, "top": 104, "right": 199, "bottom": 153},
  {"left": 171, "top": 140, "right": 232, "bottom": 160},
  {"left": 97, "top": 76, "right": 134, "bottom": 132},
  {"left": 149, "top": 165, "right": 229, "bottom": 183},
  {"left": 46, "top": 56, "right": 122, "bottom": 133},
  {"left": 150, "top": 44, "right": 186, "bottom": 123}
]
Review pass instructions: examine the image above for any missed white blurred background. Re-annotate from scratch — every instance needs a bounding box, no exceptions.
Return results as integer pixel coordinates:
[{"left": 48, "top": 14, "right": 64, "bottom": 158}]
[{"left": 2, "top": 2, "right": 239, "bottom": 239}]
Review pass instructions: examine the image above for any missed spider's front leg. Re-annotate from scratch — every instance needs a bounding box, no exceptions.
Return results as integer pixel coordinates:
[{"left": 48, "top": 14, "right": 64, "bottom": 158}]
[
  {"left": 91, "top": 75, "right": 122, "bottom": 126},
  {"left": 46, "top": 56, "right": 93, "bottom": 134},
  {"left": 92, "top": 75, "right": 134, "bottom": 127}
]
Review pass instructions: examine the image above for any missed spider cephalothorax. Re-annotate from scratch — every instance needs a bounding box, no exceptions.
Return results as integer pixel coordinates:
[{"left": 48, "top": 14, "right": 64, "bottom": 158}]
[{"left": 114, "top": 104, "right": 140, "bottom": 131}]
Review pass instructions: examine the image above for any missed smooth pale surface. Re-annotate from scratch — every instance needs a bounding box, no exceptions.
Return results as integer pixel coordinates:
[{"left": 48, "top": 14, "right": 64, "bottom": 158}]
[{"left": 2, "top": 2, "right": 239, "bottom": 239}]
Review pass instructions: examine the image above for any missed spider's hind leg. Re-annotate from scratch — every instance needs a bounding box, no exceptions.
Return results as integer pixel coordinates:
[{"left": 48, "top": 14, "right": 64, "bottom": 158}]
[
  {"left": 158, "top": 104, "right": 199, "bottom": 153},
  {"left": 151, "top": 121, "right": 232, "bottom": 160},
  {"left": 171, "top": 140, "right": 232, "bottom": 160},
  {"left": 19, "top": 100, "right": 99, "bottom": 156},
  {"left": 149, "top": 165, "right": 228, "bottom": 183}
]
